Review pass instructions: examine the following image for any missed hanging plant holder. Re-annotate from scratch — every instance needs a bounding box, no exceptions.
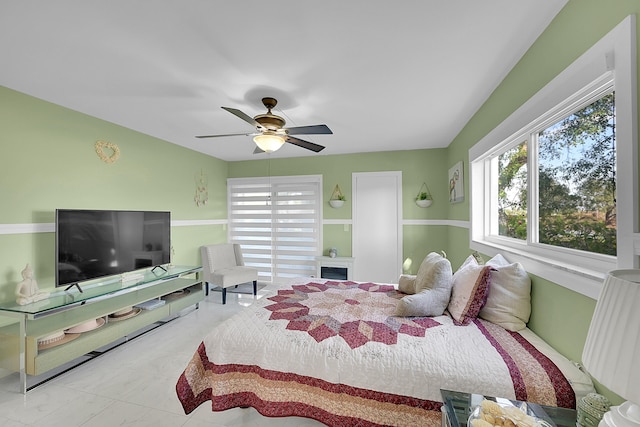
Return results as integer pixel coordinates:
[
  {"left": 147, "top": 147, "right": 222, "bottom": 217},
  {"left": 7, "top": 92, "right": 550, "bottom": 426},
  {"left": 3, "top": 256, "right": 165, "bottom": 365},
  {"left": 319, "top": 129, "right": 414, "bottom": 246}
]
[
  {"left": 329, "top": 184, "right": 346, "bottom": 208},
  {"left": 415, "top": 182, "right": 433, "bottom": 207}
]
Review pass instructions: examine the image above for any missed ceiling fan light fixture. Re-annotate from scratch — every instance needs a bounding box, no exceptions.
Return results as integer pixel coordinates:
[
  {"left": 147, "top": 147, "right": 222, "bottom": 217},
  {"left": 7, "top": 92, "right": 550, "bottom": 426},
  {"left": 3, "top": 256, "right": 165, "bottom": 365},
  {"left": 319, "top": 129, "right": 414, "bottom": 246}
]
[
  {"left": 197, "top": 97, "right": 328, "bottom": 153},
  {"left": 254, "top": 132, "right": 285, "bottom": 153}
]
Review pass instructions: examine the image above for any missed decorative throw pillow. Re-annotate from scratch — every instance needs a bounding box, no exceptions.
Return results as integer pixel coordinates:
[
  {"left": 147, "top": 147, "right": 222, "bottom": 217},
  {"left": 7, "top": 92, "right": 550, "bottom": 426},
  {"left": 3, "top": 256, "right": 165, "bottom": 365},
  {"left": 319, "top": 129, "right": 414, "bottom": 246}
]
[
  {"left": 478, "top": 254, "right": 531, "bottom": 331},
  {"left": 447, "top": 255, "right": 492, "bottom": 325},
  {"left": 414, "top": 252, "right": 452, "bottom": 293},
  {"left": 396, "top": 252, "right": 453, "bottom": 317}
]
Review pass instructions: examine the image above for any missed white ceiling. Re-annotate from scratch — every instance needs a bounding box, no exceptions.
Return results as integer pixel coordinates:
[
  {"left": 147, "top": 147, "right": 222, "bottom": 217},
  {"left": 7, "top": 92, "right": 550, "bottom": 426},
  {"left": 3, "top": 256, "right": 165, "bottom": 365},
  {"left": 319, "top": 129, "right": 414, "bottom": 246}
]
[{"left": 1, "top": 1, "right": 568, "bottom": 162}]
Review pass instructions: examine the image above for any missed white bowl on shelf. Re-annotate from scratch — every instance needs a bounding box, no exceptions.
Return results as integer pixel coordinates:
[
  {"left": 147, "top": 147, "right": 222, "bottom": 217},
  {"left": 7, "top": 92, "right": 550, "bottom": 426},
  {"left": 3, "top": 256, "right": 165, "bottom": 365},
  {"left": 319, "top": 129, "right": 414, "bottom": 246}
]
[{"left": 65, "top": 317, "right": 106, "bottom": 333}]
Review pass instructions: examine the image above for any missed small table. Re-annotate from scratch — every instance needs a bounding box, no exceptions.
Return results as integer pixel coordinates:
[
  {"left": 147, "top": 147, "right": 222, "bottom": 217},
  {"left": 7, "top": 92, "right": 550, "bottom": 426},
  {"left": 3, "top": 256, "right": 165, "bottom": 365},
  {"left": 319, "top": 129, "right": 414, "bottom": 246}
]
[{"left": 440, "top": 389, "right": 577, "bottom": 427}]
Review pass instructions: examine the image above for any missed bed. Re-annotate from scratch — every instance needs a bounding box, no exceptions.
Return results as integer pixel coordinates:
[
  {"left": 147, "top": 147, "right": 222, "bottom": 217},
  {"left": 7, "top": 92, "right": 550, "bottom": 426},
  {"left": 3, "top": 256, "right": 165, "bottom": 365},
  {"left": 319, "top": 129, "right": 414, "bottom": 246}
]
[{"left": 176, "top": 274, "right": 594, "bottom": 427}]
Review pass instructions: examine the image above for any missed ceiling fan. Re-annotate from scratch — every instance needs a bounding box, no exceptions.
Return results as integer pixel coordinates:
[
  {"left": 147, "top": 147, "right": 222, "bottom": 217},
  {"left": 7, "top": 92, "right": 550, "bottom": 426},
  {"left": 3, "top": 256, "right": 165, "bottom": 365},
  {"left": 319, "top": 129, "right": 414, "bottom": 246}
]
[{"left": 196, "top": 97, "right": 332, "bottom": 153}]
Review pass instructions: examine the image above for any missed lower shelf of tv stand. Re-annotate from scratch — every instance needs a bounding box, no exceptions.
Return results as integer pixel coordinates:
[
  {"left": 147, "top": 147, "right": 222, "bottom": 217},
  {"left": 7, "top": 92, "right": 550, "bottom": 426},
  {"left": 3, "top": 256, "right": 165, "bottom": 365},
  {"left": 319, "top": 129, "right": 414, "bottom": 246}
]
[{"left": 28, "top": 285, "right": 202, "bottom": 376}]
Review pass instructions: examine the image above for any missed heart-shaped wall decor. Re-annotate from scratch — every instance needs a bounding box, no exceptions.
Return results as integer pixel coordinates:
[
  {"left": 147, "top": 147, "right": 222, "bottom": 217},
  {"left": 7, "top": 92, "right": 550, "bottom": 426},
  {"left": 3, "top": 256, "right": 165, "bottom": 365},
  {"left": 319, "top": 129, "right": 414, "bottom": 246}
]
[{"left": 95, "top": 140, "right": 120, "bottom": 164}]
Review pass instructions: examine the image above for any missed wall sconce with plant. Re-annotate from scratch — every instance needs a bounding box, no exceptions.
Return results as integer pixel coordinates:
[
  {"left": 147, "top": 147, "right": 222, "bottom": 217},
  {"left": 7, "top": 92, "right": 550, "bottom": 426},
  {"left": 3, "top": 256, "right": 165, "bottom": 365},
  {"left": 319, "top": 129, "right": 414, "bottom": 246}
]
[
  {"left": 415, "top": 182, "right": 433, "bottom": 207},
  {"left": 329, "top": 184, "right": 346, "bottom": 208}
]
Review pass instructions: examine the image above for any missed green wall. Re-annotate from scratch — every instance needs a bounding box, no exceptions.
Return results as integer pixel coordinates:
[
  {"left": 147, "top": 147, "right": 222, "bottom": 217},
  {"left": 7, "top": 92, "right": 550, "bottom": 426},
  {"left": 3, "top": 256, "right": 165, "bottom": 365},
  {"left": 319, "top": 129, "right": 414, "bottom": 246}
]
[
  {"left": 228, "top": 149, "right": 449, "bottom": 264},
  {"left": 0, "top": 86, "right": 228, "bottom": 299}
]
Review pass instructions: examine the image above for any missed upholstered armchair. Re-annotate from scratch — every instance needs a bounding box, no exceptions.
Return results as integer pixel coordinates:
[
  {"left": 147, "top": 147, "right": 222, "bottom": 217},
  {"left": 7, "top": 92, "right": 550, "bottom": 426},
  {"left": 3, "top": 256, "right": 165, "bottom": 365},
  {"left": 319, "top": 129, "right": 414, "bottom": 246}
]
[{"left": 200, "top": 243, "right": 258, "bottom": 304}]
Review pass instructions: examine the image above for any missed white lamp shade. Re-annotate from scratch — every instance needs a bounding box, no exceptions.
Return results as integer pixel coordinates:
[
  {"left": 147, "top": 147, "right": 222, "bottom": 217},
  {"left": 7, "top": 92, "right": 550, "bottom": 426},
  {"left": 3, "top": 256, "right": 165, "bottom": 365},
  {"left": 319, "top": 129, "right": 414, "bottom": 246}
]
[
  {"left": 253, "top": 133, "right": 285, "bottom": 153},
  {"left": 582, "top": 269, "right": 640, "bottom": 405}
]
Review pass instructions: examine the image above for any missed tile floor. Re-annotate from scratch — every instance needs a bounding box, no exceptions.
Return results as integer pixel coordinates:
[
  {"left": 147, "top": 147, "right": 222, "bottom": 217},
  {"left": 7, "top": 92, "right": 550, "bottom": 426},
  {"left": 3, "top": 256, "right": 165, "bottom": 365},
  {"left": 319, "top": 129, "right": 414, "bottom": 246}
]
[{"left": 0, "top": 283, "right": 325, "bottom": 426}]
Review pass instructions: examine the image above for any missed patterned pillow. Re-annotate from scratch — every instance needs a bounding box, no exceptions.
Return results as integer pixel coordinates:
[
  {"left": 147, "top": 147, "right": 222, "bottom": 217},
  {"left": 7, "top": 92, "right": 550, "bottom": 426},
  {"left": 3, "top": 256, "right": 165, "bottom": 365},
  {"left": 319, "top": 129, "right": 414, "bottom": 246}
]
[
  {"left": 478, "top": 254, "right": 531, "bottom": 331},
  {"left": 447, "top": 255, "right": 492, "bottom": 325},
  {"left": 395, "top": 252, "right": 453, "bottom": 317}
]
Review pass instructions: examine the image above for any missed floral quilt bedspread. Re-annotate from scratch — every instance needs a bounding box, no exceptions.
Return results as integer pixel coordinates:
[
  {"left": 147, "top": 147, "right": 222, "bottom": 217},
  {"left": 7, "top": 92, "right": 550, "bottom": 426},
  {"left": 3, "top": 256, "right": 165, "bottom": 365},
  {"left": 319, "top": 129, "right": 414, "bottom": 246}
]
[{"left": 176, "top": 281, "right": 576, "bottom": 427}]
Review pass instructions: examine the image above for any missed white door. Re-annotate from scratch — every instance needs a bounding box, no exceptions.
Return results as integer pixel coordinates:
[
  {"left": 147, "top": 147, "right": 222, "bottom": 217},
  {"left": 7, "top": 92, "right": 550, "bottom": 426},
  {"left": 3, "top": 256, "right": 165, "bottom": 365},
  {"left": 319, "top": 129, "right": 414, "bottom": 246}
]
[{"left": 352, "top": 171, "right": 402, "bottom": 283}]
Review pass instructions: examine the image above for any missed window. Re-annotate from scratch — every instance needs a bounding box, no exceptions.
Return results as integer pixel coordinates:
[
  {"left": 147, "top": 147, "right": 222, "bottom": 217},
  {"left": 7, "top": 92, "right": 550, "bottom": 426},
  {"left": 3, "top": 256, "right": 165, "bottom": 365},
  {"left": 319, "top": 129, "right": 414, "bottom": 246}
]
[
  {"left": 227, "top": 175, "right": 322, "bottom": 282},
  {"left": 494, "top": 89, "right": 616, "bottom": 257},
  {"left": 537, "top": 93, "right": 616, "bottom": 256},
  {"left": 498, "top": 141, "right": 528, "bottom": 241},
  {"left": 470, "top": 17, "right": 636, "bottom": 298}
]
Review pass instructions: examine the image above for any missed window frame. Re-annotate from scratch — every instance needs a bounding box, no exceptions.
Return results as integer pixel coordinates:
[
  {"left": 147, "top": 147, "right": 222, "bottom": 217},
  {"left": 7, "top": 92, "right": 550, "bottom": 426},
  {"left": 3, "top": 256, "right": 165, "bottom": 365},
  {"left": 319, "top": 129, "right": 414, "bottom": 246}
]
[
  {"left": 469, "top": 16, "right": 637, "bottom": 299},
  {"left": 486, "top": 79, "right": 615, "bottom": 263}
]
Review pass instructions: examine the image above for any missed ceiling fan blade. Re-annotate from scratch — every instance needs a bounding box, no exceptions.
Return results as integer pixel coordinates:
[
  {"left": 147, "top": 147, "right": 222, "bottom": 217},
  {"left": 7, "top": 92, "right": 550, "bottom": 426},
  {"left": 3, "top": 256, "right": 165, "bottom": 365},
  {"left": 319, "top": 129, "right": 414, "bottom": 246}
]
[
  {"left": 222, "top": 106, "right": 261, "bottom": 128},
  {"left": 253, "top": 146, "right": 265, "bottom": 154},
  {"left": 285, "top": 135, "right": 325, "bottom": 152},
  {"left": 285, "top": 124, "right": 333, "bottom": 135},
  {"left": 195, "top": 132, "right": 254, "bottom": 139}
]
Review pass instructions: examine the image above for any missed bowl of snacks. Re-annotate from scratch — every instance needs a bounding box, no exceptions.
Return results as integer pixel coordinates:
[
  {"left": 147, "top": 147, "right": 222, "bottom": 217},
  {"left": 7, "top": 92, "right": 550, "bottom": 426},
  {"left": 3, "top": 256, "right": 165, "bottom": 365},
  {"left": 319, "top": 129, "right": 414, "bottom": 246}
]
[{"left": 469, "top": 399, "right": 553, "bottom": 427}]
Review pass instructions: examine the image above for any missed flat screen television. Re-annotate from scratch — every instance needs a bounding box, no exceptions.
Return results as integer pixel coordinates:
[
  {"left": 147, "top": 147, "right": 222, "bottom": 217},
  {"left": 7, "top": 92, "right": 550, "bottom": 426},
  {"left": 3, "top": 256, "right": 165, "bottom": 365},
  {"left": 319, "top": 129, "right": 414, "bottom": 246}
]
[{"left": 56, "top": 209, "right": 171, "bottom": 289}]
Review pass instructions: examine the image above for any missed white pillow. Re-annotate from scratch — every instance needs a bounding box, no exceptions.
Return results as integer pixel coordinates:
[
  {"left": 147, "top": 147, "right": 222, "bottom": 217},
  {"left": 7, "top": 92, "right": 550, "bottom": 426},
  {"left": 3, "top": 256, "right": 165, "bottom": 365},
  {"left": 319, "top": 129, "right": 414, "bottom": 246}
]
[
  {"left": 478, "top": 254, "right": 531, "bottom": 331},
  {"left": 395, "top": 252, "right": 453, "bottom": 317},
  {"left": 414, "top": 252, "right": 452, "bottom": 293},
  {"left": 447, "top": 255, "right": 492, "bottom": 325}
]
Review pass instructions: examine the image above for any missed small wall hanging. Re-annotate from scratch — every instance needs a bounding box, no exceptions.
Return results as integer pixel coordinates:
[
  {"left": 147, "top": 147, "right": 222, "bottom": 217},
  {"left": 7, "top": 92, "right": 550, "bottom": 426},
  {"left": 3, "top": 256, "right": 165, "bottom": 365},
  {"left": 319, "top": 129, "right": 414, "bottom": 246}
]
[
  {"left": 329, "top": 184, "right": 346, "bottom": 208},
  {"left": 95, "top": 140, "right": 120, "bottom": 164},
  {"left": 415, "top": 182, "right": 433, "bottom": 207},
  {"left": 194, "top": 169, "right": 208, "bottom": 206},
  {"left": 449, "top": 161, "right": 464, "bottom": 203}
]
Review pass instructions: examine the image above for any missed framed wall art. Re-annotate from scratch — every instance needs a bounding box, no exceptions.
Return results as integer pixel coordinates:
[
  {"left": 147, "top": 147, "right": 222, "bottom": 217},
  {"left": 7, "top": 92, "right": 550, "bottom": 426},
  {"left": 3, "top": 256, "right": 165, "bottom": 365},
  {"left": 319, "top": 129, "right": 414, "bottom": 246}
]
[{"left": 448, "top": 161, "right": 464, "bottom": 203}]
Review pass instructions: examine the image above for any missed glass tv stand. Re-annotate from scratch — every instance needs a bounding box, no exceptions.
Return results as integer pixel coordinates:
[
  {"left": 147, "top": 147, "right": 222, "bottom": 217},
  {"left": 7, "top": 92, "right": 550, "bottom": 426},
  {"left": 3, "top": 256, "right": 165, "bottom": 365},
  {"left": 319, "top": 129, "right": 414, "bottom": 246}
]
[{"left": 0, "top": 265, "right": 202, "bottom": 393}]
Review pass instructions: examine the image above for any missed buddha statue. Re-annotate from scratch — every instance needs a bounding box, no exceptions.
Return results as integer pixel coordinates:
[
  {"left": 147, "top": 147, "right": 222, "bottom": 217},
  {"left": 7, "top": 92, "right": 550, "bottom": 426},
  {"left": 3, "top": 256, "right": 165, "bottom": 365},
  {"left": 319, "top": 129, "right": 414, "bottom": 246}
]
[{"left": 15, "top": 264, "right": 49, "bottom": 305}]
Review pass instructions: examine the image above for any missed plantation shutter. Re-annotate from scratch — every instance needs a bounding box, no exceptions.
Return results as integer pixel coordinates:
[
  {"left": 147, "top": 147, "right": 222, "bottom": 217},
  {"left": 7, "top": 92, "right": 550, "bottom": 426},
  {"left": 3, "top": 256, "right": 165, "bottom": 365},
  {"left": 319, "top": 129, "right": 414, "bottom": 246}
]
[{"left": 227, "top": 175, "right": 322, "bottom": 281}]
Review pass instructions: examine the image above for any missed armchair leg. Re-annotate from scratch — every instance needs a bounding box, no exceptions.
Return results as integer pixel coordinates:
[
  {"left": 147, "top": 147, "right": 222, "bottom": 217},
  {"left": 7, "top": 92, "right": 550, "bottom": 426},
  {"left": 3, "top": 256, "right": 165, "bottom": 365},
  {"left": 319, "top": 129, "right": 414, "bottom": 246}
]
[
  {"left": 222, "top": 288, "right": 227, "bottom": 304},
  {"left": 253, "top": 280, "right": 257, "bottom": 296},
  {"left": 205, "top": 282, "right": 209, "bottom": 296}
]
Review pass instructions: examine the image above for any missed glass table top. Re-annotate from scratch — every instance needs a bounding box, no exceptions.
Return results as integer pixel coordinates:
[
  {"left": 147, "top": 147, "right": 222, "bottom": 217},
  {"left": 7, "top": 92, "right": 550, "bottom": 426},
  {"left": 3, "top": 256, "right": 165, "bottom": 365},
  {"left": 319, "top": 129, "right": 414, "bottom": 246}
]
[
  {"left": 441, "top": 389, "right": 577, "bottom": 427},
  {"left": 0, "top": 265, "right": 201, "bottom": 316}
]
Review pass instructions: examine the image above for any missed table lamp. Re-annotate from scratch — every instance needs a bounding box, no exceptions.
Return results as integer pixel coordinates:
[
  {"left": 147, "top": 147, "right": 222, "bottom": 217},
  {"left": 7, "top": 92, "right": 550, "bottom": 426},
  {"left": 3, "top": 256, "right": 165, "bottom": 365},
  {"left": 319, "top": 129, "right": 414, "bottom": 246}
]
[{"left": 582, "top": 269, "right": 640, "bottom": 427}]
